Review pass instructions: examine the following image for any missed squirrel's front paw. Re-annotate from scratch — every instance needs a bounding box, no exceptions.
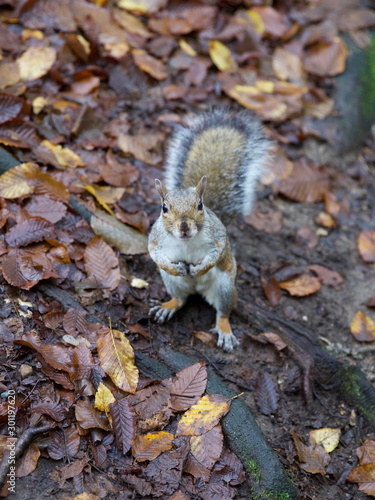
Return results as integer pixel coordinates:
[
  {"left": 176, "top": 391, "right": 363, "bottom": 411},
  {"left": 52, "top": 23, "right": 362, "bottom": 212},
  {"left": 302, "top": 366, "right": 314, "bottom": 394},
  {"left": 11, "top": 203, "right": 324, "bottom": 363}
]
[
  {"left": 173, "top": 261, "right": 188, "bottom": 276},
  {"left": 188, "top": 263, "right": 205, "bottom": 278},
  {"left": 211, "top": 328, "right": 240, "bottom": 352}
]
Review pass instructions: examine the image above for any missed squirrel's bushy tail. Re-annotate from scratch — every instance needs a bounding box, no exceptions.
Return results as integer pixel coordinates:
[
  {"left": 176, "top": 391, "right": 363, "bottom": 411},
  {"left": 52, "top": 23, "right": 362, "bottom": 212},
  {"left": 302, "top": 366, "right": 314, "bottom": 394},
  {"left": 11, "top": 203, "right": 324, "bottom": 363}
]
[{"left": 164, "top": 109, "right": 271, "bottom": 222}]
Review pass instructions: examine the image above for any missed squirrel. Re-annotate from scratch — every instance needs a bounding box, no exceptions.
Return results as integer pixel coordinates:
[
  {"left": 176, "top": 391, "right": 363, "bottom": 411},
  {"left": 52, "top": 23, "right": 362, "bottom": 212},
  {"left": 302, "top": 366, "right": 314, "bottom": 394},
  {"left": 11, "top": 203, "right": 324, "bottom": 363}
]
[{"left": 148, "top": 109, "right": 271, "bottom": 352}]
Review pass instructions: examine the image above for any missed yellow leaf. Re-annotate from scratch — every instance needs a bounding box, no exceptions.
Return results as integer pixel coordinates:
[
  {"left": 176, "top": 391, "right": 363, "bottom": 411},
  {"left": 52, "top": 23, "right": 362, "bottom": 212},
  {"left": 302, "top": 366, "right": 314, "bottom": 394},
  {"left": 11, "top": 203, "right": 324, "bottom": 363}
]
[
  {"left": 32, "top": 96, "right": 48, "bottom": 114},
  {"left": 279, "top": 274, "right": 321, "bottom": 297},
  {"left": 132, "top": 431, "right": 174, "bottom": 461},
  {"left": 246, "top": 10, "right": 265, "bottom": 35},
  {"left": 97, "top": 328, "right": 139, "bottom": 393},
  {"left": 131, "top": 278, "right": 149, "bottom": 289},
  {"left": 226, "top": 85, "right": 264, "bottom": 110},
  {"left": 95, "top": 382, "right": 116, "bottom": 412},
  {"left": 117, "top": 0, "right": 167, "bottom": 14},
  {"left": 255, "top": 80, "right": 275, "bottom": 93},
  {"left": 208, "top": 41, "right": 237, "bottom": 72},
  {"left": 83, "top": 184, "right": 125, "bottom": 214},
  {"left": 350, "top": 311, "right": 375, "bottom": 342},
  {"left": 17, "top": 46, "right": 56, "bottom": 82},
  {"left": 41, "top": 140, "right": 85, "bottom": 169},
  {"left": 0, "top": 163, "right": 39, "bottom": 199},
  {"left": 309, "top": 428, "right": 341, "bottom": 453},
  {"left": 179, "top": 39, "right": 197, "bottom": 57},
  {"left": 176, "top": 394, "right": 230, "bottom": 436}
]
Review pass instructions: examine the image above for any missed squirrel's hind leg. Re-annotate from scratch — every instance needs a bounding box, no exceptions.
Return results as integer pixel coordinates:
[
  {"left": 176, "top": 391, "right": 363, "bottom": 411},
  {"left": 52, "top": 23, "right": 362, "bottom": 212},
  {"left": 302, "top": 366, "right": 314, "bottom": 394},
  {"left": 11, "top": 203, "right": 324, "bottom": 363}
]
[
  {"left": 149, "top": 298, "right": 185, "bottom": 323},
  {"left": 211, "top": 315, "right": 240, "bottom": 352}
]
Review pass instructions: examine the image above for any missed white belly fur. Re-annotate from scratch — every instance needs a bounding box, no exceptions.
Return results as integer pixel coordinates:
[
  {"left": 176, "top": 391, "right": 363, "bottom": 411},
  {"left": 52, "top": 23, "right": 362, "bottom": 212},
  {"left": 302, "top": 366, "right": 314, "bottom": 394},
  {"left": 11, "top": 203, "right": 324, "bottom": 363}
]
[{"left": 163, "top": 231, "right": 210, "bottom": 264}]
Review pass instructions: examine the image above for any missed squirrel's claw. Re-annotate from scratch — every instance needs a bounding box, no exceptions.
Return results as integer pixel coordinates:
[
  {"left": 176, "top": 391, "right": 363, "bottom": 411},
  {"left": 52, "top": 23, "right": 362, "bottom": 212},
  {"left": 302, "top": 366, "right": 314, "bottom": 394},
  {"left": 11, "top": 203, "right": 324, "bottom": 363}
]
[
  {"left": 211, "top": 328, "right": 240, "bottom": 352},
  {"left": 149, "top": 298, "right": 182, "bottom": 323}
]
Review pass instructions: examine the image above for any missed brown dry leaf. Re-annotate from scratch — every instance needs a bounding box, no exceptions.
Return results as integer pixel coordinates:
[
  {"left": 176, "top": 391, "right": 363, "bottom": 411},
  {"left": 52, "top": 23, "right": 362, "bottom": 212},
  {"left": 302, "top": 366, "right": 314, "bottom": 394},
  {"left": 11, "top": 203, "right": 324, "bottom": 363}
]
[
  {"left": 292, "top": 431, "right": 330, "bottom": 475},
  {"left": 208, "top": 41, "right": 237, "bottom": 72},
  {"left": 37, "top": 354, "right": 74, "bottom": 390},
  {"left": 27, "top": 171, "right": 70, "bottom": 201},
  {"left": 347, "top": 464, "right": 375, "bottom": 496},
  {"left": 17, "top": 46, "right": 56, "bottom": 82},
  {"left": 71, "top": 76, "right": 100, "bottom": 96},
  {"left": 255, "top": 372, "right": 278, "bottom": 415},
  {"left": 324, "top": 192, "right": 341, "bottom": 217},
  {"left": 357, "top": 440, "right": 375, "bottom": 465},
  {"left": 132, "top": 49, "right": 167, "bottom": 80},
  {"left": 37, "top": 140, "right": 85, "bottom": 169},
  {"left": 101, "top": 150, "right": 139, "bottom": 187},
  {"left": 113, "top": 8, "right": 152, "bottom": 38},
  {"left": 75, "top": 400, "right": 110, "bottom": 431},
  {"left": 309, "top": 428, "right": 340, "bottom": 453},
  {"left": 225, "top": 85, "right": 265, "bottom": 110},
  {"left": 5, "top": 217, "right": 54, "bottom": 248},
  {"left": 117, "top": 131, "right": 163, "bottom": 164},
  {"left": 304, "top": 37, "right": 348, "bottom": 77},
  {"left": 308, "top": 265, "right": 343, "bottom": 289},
  {"left": 272, "top": 47, "right": 306, "bottom": 85},
  {"left": 132, "top": 431, "right": 174, "bottom": 462},
  {"left": 176, "top": 394, "right": 230, "bottom": 437},
  {"left": 350, "top": 312, "right": 375, "bottom": 342},
  {"left": 44, "top": 311, "right": 65, "bottom": 329},
  {"left": 262, "top": 277, "right": 282, "bottom": 306},
  {"left": 190, "top": 424, "right": 223, "bottom": 469},
  {"left": 279, "top": 274, "right": 321, "bottom": 297},
  {"left": 84, "top": 235, "right": 121, "bottom": 290},
  {"left": 2, "top": 248, "right": 58, "bottom": 289},
  {"left": 97, "top": 327, "right": 139, "bottom": 393},
  {"left": 259, "top": 332, "right": 287, "bottom": 351},
  {"left": 250, "top": 6, "right": 290, "bottom": 38},
  {"left": 95, "top": 383, "right": 115, "bottom": 412},
  {"left": 277, "top": 159, "right": 330, "bottom": 202},
  {"left": 295, "top": 226, "right": 319, "bottom": 249},
  {"left": 358, "top": 230, "right": 375, "bottom": 263},
  {"left": 15, "top": 332, "right": 72, "bottom": 373},
  {"left": 15, "top": 443, "right": 40, "bottom": 478},
  {"left": 169, "top": 492, "right": 188, "bottom": 500},
  {"left": 168, "top": 361, "right": 207, "bottom": 412},
  {"left": 25, "top": 195, "right": 67, "bottom": 223},
  {"left": 48, "top": 426, "right": 80, "bottom": 461},
  {"left": 0, "top": 93, "right": 27, "bottom": 124},
  {"left": 0, "top": 62, "right": 20, "bottom": 88},
  {"left": 261, "top": 148, "right": 293, "bottom": 185},
  {"left": 117, "top": 0, "right": 167, "bottom": 14},
  {"left": 0, "top": 163, "right": 39, "bottom": 199},
  {"left": 109, "top": 398, "right": 136, "bottom": 454}
]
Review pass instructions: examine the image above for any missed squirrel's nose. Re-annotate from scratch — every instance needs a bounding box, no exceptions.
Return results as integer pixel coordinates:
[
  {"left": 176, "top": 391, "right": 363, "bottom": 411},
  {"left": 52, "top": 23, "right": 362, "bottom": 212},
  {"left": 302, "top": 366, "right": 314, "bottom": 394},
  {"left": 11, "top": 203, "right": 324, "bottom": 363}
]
[{"left": 180, "top": 221, "right": 189, "bottom": 232}]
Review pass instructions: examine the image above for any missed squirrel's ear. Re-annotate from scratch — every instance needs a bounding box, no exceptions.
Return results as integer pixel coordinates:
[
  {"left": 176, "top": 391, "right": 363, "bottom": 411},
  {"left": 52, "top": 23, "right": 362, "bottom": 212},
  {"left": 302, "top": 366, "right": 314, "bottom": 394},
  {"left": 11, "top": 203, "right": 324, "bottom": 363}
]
[
  {"left": 196, "top": 176, "right": 207, "bottom": 200},
  {"left": 155, "top": 179, "right": 168, "bottom": 200}
]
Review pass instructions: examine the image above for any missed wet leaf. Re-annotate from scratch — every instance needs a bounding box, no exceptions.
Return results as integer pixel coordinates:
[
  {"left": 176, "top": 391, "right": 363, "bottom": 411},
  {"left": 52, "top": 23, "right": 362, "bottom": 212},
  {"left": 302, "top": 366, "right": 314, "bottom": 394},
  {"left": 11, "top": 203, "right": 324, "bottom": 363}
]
[
  {"left": 309, "top": 428, "right": 341, "bottom": 453},
  {"left": 25, "top": 195, "right": 67, "bottom": 223},
  {"left": 97, "top": 327, "right": 139, "bottom": 393},
  {"left": 27, "top": 171, "right": 70, "bottom": 201},
  {"left": 95, "top": 383, "right": 115, "bottom": 412},
  {"left": 17, "top": 46, "right": 56, "bottom": 82},
  {"left": 292, "top": 431, "right": 330, "bottom": 475},
  {"left": 0, "top": 93, "right": 27, "bottom": 125},
  {"left": 190, "top": 424, "right": 223, "bottom": 469},
  {"left": 347, "top": 464, "right": 375, "bottom": 495},
  {"left": 5, "top": 217, "right": 54, "bottom": 247},
  {"left": 315, "top": 212, "right": 335, "bottom": 228},
  {"left": 208, "top": 41, "right": 237, "bottom": 72},
  {"left": 32, "top": 400, "right": 68, "bottom": 422},
  {"left": 48, "top": 426, "right": 80, "bottom": 460},
  {"left": 132, "top": 431, "right": 174, "bottom": 462},
  {"left": 75, "top": 400, "right": 110, "bottom": 431},
  {"left": 254, "top": 372, "right": 278, "bottom": 415},
  {"left": 0, "top": 119, "right": 39, "bottom": 148},
  {"left": 279, "top": 274, "right": 321, "bottom": 297},
  {"left": 110, "top": 398, "right": 136, "bottom": 454},
  {"left": 2, "top": 248, "right": 58, "bottom": 289},
  {"left": 117, "top": 0, "right": 167, "bottom": 14},
  {"left": 0, "top": 163, "right": 38, "bottom": 199},
  {"left": 350, "top": 312, "right": 375, "bottom": 342},
  {"left": 37, "top": 354, "right": 74, "bottom": 390},
  {"left": 358, "top": 230, "right": 375, "bottom": 263},
  {"left": 168, "top": 361, "right": 207, "bottom": 412},
  {"left": 176, "top": 394, "right": 230, "bottom": 437},
  {"left": 262, "top": 277, "right": 282, "bottom": 306},
  {"left": 63, "top": 308, "right": 92, "bottom": 337},
  {"left": 71, "top": 342, "right": 95, "bottom": 381},
  {"left": 250, "top": 6, "right": 290, "bottom": 38},
  {"left": 84, "top": 235, "right": 121, "bottom": 290},
  {"left": 356, "top": 440, "right": 375, "bottom": 465},
  {"left": 259, "top": 332, "right": 287, "bottom": 351},
  {"left": 308, "top": 265, "right": 343, "bottom": 289},
  {"left": 277, "top": 159, "right": 330, "bottom": 202},
  {"left": 101, "top": 150, "right": 139, "bottom": 187},
  {"left": 272, "top": 47, "right": 306, "bottom": 85}
]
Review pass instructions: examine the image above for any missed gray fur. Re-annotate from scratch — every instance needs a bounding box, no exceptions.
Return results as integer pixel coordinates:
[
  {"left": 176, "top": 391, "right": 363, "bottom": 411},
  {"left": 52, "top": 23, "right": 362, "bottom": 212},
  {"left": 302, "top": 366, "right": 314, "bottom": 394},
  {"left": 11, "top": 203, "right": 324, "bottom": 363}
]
[{"left": 164, "top": 108, "right": 271, "bottom": 219}]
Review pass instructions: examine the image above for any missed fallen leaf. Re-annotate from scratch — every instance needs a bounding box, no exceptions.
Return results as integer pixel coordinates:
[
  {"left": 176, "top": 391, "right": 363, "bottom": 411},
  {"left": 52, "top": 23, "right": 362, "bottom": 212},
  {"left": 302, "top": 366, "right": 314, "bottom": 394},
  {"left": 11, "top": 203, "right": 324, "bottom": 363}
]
[
  {"left": 84, "top": 235, "right": 121, "bottom": 290},
  {"left": 262, "top": 277, "right": 282, "bottom": 306},
  {"left": 75, "top": 400, "right": 110, "bottom": 431},
  {"left": 314, "top": 212, "right": 335, "bottom": 228},
  {"left": 277, "top": 159, "right": 330, "bottom": 202},
  {"left": 168, "top": 361, "right": 207, "bottom": 412},
  {"left": 95, "top": 383, "right": 116, "bottom": 412},
  {"left": 110, "top": 398, "right": 136, "bottom": 454},
  {"left": 250, "top": 6, "right": 290, "bottom": 38},
  {"left": 117, "top": 0, "right": 167, "bottom": 14},
  {"left": 347, "top": 464, "right": 375, "bottom": 496},
  {"left": 176, "top": 394, "right": 230, "bottom": 437},
  {"left": 15, "top": 443, "right": 40, "bottom": 478},
  {"left": 132, "top": 49, "right": 167, "bottom": 80},
  {"left": 304, "top": 37, "right": 348, "bottom": 77},
  {"left": 208, "top": 41, "right": 237, "bottom": 72},
  {"left": 5, "top": 217, "right": 54, "bottom": 248},
  {"left": 308, "top": 265, "right": 343, "bottom": 288},
  {"left": 358, "top": 230, "right": 375, "bottom": 263},
  {"left": 356, "top": 440, "right": 375, "bottom": 465},
  {"left": 190, "top": 424, "right": 223, "bottom": 469},
  {"left": 350, "top": 312, "right": 375, "bottom": 342},
  {"left": 48, "top": 426, "right": 80, "bottom": 460},
  {"left": 37, "top": 140, "right": 85, "bottom": 169},
  {"left": 97, "top": 327, "right": 139, "bottom": 393},
  {"left": 0, "top": 163, "right": 38, "bottom": 199},
  {"left": 279, "top": 274, "right": 321, "bottom": 296},
  {"left": 17, "top": 46, "right": 56, "bottom": 82},
  {"left": 309, "top": 428, "right": 341, "bottom": 453},
  {"left": 254, "top": 372, "right": 278, "bottom": 415},
  {"left": 132, "top": 431, "right": 174, "bottom": 462},
  {"left": 272, "top": 47, "right": 306, "bottom": 85},
  {"left": 292, "top": 431, "right": 330, "bottom": 475}
]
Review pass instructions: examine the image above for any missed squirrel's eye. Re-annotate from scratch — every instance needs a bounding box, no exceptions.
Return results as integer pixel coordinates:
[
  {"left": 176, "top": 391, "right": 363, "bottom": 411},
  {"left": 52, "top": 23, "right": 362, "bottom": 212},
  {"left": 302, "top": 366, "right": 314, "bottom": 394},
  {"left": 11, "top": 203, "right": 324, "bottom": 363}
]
[
  {"left": 162, "top": 203, "right": 168, "bottom": 213},
  {"left": 197, "top": 201, "right": 203, "bottom": 211}
]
